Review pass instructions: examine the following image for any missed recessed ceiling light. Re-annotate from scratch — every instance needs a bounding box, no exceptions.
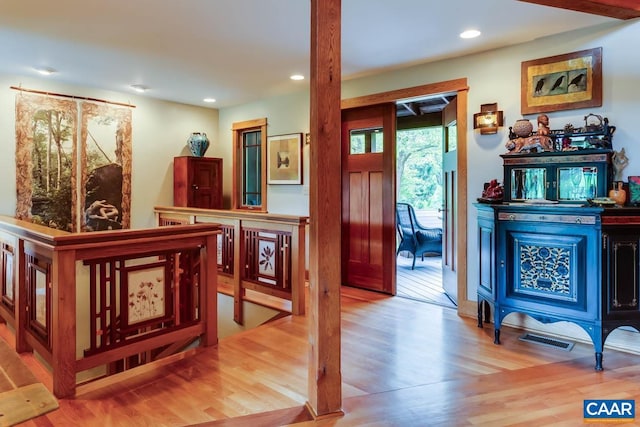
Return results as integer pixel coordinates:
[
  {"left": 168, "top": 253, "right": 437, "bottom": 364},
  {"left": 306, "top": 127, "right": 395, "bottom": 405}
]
[
  {"left": 290, "top": 74, "right": 305, "bottom": 81},
  {"left": 34, "top": 66, "right": 57, "bottom": 76},
  {"left": 460, "top": 29, "right": 481, "bottom": 39},
  {"left": 203, "top": 98, "right": 216, "bottom": 103},
  {"left": 130, "top": 84, "right": 148, "bottom": 93}
]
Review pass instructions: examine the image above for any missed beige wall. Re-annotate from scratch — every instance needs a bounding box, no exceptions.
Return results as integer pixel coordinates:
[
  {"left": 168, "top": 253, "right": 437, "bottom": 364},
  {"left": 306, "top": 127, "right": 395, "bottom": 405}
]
[{"left": 218, "top": 90, "right": 311, "bottom": 215}]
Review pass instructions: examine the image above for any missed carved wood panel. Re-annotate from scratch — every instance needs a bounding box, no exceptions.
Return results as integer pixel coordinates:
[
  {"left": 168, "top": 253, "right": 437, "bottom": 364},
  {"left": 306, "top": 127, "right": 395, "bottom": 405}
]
[
  {"left": 243, "top": 228, "right": 291, "bottom": 292},
  {"left": 83, "top": 251, "right": 201, "bottom": 357}
]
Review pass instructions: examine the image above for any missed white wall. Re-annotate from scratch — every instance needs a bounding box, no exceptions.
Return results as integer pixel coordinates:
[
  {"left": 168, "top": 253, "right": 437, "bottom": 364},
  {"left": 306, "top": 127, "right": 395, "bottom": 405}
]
[{"left": 0, "top": 74, "right": 219, "bottom": 229}]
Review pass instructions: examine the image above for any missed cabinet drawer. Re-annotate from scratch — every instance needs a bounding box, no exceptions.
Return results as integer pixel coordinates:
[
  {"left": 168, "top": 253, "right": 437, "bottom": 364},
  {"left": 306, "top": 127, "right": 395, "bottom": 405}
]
[{"left": 498, "top": 211, "right": 596, "bottom": 225}]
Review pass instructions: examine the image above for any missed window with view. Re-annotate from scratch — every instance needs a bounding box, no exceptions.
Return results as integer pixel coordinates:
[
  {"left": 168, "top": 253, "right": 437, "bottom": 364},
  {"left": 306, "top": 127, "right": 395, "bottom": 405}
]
[
  {"left": 232, "top": 118, "right": 267, "bottom": 211},
  {"left": 350, "top": 127, "right": 384, "bottom": 154}
]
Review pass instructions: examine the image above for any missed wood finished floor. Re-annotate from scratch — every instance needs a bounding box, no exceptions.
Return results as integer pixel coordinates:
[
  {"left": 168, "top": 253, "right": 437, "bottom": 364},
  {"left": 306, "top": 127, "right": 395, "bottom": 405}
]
[
  {"left": 396, "top": 254, "right": 455, "bottom": 308},
  {"left": 9, "top": 286, "right": 640, "bottom": 427}
]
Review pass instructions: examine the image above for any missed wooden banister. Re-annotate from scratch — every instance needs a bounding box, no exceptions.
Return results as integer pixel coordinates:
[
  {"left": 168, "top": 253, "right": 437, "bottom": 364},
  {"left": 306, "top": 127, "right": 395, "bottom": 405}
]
[
  {"left": 0, "top": 215, "right": 220, "bottom": 398},
  {"left": 154, "top": 206, "right": 308, "bottom": 322}
]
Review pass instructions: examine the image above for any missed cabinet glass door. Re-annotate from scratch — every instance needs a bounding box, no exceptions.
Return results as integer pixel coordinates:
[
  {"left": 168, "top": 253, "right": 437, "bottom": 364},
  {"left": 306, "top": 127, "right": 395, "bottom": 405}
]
[
  {"left": 557, "top": 166, "right": 597, "bottom": 201},
  {"left": 510, "top": 168, "right": 546, "bottom": 200}
]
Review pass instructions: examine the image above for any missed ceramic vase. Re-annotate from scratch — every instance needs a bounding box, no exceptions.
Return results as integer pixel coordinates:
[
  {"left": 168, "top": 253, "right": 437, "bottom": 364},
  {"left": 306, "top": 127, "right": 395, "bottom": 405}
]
[
  {"left": 188, "top": 132, "right": 210, "bottom": 157},
  {"left": 512, "top": 119, "right": 533, "bottom": 137},
  {"left": 608, "top": 181, "right": 627, "bottom": 206}
]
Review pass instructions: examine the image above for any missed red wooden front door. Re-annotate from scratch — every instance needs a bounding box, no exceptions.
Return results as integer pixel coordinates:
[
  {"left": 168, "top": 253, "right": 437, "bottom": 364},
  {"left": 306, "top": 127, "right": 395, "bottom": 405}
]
[{"left": 341, "top": 104, "right": 396, "bottom": 293}]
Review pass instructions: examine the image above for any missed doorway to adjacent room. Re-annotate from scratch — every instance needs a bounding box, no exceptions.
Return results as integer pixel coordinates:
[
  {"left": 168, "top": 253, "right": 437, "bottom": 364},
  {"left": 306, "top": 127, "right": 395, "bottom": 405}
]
[
  {"left": 395, "top": 95, "right": 456, "bottom": 308},
  {"left": 341, "top": 78, "right": 470, "bottom": 314}
]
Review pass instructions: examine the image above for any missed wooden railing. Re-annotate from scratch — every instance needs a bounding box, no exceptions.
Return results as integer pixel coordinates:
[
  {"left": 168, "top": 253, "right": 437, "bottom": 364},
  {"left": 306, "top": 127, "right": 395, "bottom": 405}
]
[
  {"left": 154, "top": 206, "right": 308, "bottom": 323},
  {"left": 0, "top": 215, "right": 219, "bottom": 398}
]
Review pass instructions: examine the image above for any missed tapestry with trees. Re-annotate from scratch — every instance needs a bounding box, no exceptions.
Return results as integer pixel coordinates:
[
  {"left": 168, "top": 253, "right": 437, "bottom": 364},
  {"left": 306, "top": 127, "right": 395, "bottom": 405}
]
[{"left": 15, "top": 93, "right": 132, "bottom": 232}]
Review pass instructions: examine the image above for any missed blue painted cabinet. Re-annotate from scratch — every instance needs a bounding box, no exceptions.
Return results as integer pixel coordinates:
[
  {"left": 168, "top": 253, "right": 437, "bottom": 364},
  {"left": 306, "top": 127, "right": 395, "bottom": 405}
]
[{"left": 476, "top": 204, "right": 640, "bottom": 370}]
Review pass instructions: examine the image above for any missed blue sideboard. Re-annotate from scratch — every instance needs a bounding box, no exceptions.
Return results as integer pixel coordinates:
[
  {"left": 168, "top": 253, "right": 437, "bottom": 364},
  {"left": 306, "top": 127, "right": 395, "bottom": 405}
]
[{"left": 475, "top": 203, "right": 640, "bottom": 370}]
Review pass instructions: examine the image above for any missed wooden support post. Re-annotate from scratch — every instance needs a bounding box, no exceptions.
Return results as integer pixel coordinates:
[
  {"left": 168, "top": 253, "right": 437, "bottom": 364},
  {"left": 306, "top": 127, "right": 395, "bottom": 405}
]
[
  {"left": 308, "top": 0, "right": 343, "bottom": 418},
  {"left": 51, "top": 248, "right": 77, "bottom": 398}
]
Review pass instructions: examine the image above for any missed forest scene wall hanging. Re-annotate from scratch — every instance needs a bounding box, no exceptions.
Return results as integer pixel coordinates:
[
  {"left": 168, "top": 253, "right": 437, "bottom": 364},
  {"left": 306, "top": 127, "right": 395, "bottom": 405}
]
[
  {"left": 80, "top": 102, "right": 132, "bottom": 232},
  {"left": 15, "top": 92, "right": 132, "bottom": 232}
]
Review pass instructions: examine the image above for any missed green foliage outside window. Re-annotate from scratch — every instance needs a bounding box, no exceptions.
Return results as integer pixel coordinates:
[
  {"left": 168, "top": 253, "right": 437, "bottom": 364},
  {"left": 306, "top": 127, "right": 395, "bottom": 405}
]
[{"left": 396, "top": 127, "right": 443, "bottom": 210}]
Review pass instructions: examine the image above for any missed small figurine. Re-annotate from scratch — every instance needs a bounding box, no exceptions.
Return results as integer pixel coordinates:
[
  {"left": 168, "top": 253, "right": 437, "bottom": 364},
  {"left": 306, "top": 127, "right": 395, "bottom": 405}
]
[
  {"left": 533, "top": 113, "right": 555, "bottom": 151},
  {"left": 612, "top": 148, "right": 629, "bottom": 182},
  {"left": 481, "top": 179, "right": 504, "bottom": 201},
  {"left": 537, "top": 114, "right": 550, "bottom": 137},
  {"left": 505, "top": 115, "right": 554, "bottom": 153}
]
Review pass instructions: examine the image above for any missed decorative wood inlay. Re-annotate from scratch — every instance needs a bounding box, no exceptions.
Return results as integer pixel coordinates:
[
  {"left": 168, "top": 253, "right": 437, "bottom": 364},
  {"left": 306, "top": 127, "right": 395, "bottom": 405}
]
[
  {"left": 518, "top": 244, "right": 573, "bottom": 298},
  {"left": 242, "top": 228, "right": 291, "bottom": 293}
]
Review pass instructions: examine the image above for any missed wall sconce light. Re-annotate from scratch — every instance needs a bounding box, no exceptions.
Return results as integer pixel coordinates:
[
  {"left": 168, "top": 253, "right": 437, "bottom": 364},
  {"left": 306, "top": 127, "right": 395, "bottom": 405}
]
[{"left": 473, "top": 103, "right": 504, "bottom": 135}]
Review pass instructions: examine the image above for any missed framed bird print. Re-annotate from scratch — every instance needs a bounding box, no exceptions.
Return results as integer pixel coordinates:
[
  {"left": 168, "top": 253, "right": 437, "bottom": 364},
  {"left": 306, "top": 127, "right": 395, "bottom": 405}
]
[
  {"left": 267, "top": 133, "right": 303, "bottom": 184},
  {"left": 521, "top": 47, "right": 602, "bottom": 115}
]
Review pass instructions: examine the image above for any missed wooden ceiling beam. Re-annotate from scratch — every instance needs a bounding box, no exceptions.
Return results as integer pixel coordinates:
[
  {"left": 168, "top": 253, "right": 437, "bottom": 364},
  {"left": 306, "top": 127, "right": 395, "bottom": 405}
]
[{"left": 518, "top": 0, "right": 640, "bottom": 19}]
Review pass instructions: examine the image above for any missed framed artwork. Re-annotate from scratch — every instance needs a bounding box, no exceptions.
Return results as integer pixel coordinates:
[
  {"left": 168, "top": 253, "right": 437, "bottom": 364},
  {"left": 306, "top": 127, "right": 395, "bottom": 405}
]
[
  {"left": 521, "top": 47, "right": 602, "bottom": 115},
  {"left": 267, "top": 133, "right": 302, "bottom": 184},
  {"left": 122, "top": 261, "right": 170, "bottom": 330}
]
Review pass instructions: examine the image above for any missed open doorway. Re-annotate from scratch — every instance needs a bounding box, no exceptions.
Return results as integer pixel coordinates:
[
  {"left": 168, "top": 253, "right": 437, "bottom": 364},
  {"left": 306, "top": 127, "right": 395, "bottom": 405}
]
[
  {"left": 341, "top": 78, "right": 470, "bottom": 316},
  {"left": 395, "top": 95, "right": 456, "bottom": 308}
]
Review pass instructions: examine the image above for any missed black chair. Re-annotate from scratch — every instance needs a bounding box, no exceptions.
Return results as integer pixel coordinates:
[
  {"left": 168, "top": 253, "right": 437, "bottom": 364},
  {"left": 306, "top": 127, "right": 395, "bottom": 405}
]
[{"left": 396, "top": 202, "right": 442, "bottom": 269}]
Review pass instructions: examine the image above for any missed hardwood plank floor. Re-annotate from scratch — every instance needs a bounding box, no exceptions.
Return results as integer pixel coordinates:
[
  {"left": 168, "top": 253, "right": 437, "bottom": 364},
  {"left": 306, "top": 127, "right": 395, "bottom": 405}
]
[
  {"left": 9, "top": 286, "right": 640, "bottom": 426},
  {"left": 396, "top": 254, "right": 455, "bottom": 308}
]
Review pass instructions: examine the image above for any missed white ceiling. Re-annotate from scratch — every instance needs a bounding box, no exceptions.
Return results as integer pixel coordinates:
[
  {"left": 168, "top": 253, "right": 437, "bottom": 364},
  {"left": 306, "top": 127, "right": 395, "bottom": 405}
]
[{"left": 0, "top": 0, "right": 617, "bottom": 109}]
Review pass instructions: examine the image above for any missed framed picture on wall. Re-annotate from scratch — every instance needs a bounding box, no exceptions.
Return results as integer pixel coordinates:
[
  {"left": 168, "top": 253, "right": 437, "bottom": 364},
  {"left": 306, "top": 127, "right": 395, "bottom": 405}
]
[
  {"left": 267, "top": 133, "right": 303, "bottom": 185},
  {"left": 521, "top": 47, "right": 602, "bottom": 115}
]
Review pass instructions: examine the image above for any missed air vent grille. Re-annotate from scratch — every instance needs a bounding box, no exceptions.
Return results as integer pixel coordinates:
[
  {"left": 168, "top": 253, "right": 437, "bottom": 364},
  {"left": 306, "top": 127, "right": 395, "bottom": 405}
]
[{"left": 519, "top": 333, "right": 574, "bottom": 351}]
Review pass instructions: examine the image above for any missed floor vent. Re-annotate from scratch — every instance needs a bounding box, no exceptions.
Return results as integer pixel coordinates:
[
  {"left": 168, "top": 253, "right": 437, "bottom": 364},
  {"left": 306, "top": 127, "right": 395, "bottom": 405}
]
[{"left": 518, "top": 333, "right": 574, "bottom": 351}]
